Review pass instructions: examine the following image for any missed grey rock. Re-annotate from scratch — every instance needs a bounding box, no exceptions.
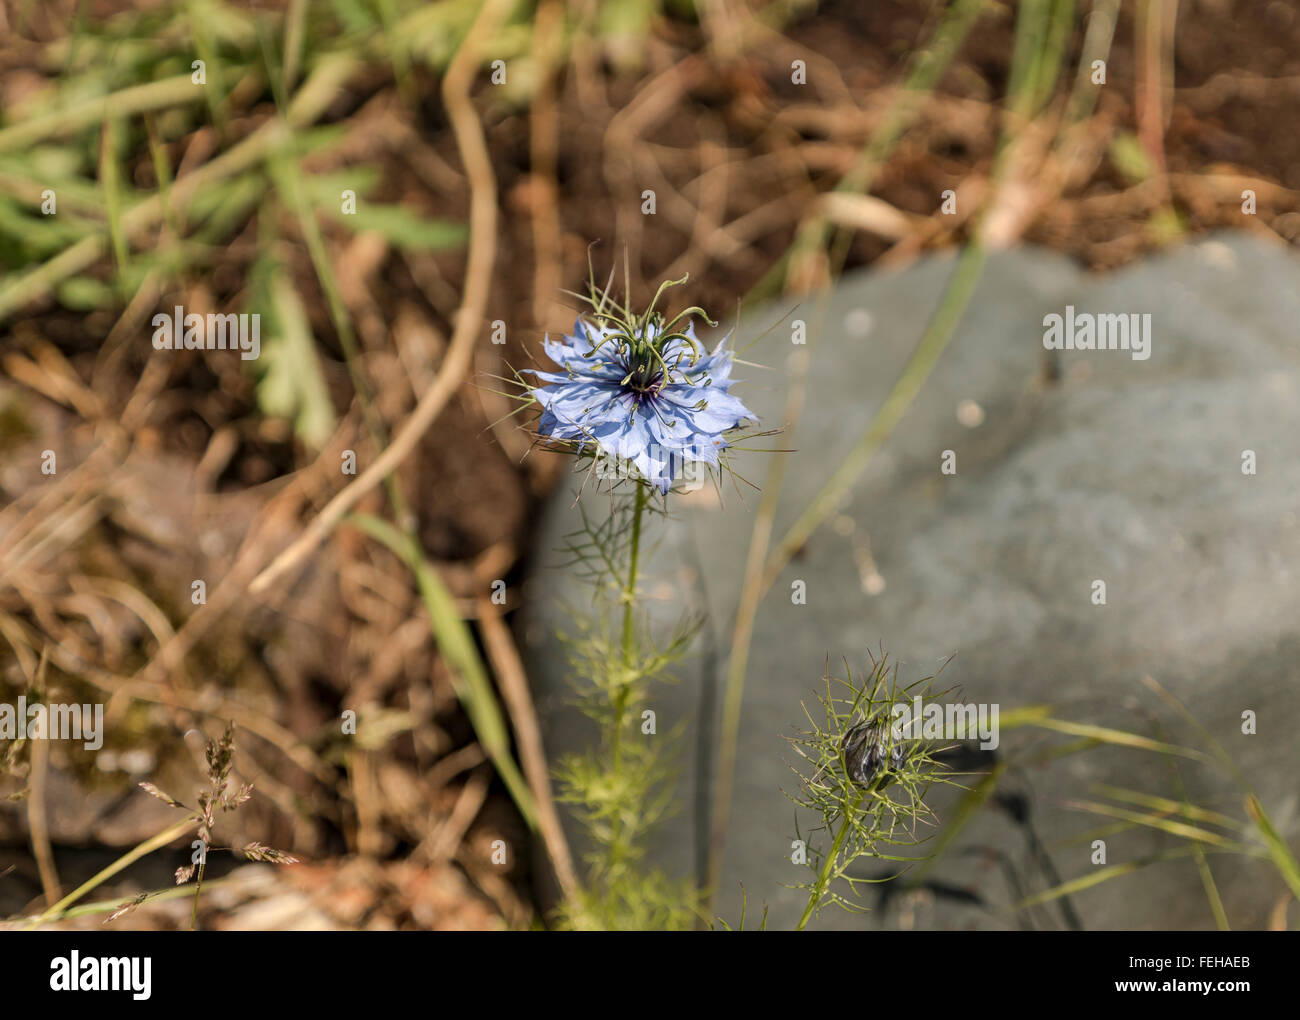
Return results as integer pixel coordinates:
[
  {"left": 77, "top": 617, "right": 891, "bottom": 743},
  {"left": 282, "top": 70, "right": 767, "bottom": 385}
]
[{"left": 523, "top": 233, "right": 1300, "bottom": 930}]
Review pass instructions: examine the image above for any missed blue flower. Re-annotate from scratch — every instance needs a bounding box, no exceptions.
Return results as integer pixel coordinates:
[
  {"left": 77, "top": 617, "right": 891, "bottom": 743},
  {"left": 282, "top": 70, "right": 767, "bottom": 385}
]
[{"left": 527, "top": 314, "right": 756, "bottom": 493}]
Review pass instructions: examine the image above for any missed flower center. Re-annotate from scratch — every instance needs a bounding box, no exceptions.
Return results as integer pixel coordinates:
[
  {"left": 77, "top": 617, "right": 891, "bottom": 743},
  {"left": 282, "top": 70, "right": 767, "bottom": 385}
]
[{"left": 623, "top": 355, "right": 663, "bottom": 396}]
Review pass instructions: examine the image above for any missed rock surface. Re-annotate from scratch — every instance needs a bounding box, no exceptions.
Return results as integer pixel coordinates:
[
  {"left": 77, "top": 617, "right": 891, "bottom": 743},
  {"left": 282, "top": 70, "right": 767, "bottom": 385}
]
[{"left": 524, "top": 233, "right": 1300, "bottom": 930}]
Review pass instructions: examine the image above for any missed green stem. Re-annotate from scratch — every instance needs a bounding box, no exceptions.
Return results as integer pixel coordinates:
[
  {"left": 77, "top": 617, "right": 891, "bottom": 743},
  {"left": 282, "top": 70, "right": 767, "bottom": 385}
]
[
  {"left": 0, "top": 75, "right": 204, "bottom": 154},
  {"left": 796, "top": 795, "right": 862, "bottom": 931},
  {"left": 190, "top": 847, "right": 206, "bottom": 931},
  {"left": 607, "top": 484, "right": 647, "bottom": 870},
  {"left": 9, "top": 877, "right": 237, "bottom": 925},
  {"left": 613, "top": 485, "right": 646, "bottom": 766},
  {"left": 765, "top": 241, "right": 988, "bottom": 588},
  {"left": 622, "top": 487, "right": 646, "bottom": 661},
  {"left": 744, "top": 0, "right": 986, "bottom": 306},
  {"left": 23, "top": 816, "right": 198, "bottom": 929}
]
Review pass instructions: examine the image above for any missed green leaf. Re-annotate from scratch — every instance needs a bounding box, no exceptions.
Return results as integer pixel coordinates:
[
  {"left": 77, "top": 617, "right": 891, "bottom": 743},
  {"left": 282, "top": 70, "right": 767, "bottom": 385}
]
[
  {"left": 56, "top": 276, "right": 115, "bottom": 310},
  {"left": 1027, "top": 716, "right": 1211, "bottom": 762},
  {"left": 1017, "top": 847, "right": 1204, "bottom": 910},
  {"left": 300, "top": 168, "right": 382, "bottom": 202},
  {"left": 187, "top": 173, "right": 262, "bottom": 240},
  {"left": 249, "top": 257, "right": 337, "bottom": 450},
  {"left": 1109, "top": 132, "right": 1155, "bottom": 184},
  {"left": 329, "top": 0, "right": 379, "bottom": 31},
  {"left": 319, "top": 198, "right": 466, "bottom": 251},
  {"left": 0, "top": 195, "right": 94, "bottom": 264},
  {"left": 1064, "top": 798, "right": 1256, "bottom": 851},
  {"left": 1246, "top": 795, "right": 1300, "bottom": 907},
  {"left": 301, "top": 167, "right": 462, "bottom": 249}
]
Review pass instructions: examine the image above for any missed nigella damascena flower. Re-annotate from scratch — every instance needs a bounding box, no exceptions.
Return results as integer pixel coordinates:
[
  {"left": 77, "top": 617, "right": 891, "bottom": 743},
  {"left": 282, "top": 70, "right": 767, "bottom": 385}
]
[
  {"left": 841, "top": 719, "right": 905, "bottom": 790},
  {"left": 526, "top": 309, "right": 757, "bottom": 493}
]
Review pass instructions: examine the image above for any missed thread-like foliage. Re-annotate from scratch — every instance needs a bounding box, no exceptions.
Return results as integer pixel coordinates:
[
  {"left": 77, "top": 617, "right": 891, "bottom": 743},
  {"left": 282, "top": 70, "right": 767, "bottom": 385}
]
[
  {"left": 786, "top": 654, "right": 960, "bottom": 928},
  {"left": 550, "top": 489, "right": 703, "bottom": 930}
]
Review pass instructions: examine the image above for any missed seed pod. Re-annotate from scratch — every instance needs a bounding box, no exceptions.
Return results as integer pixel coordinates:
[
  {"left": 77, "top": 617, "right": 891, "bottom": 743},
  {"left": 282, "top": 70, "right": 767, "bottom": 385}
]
[{"left": 841, "top": 719, "right": 904, "bottom": 789}]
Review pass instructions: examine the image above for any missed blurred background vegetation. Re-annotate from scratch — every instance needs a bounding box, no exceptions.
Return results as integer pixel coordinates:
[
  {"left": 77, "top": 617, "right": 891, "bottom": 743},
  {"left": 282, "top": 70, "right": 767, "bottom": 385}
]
[{"left": 1, "top": 0, "right": 1298, "bottom": 928}]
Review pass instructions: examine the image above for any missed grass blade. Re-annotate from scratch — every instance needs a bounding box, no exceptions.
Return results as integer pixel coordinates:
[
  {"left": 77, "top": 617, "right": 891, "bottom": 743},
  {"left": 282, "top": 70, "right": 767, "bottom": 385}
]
[{"left": 348, "top": 512, "right": 538, "bottom": 830}]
